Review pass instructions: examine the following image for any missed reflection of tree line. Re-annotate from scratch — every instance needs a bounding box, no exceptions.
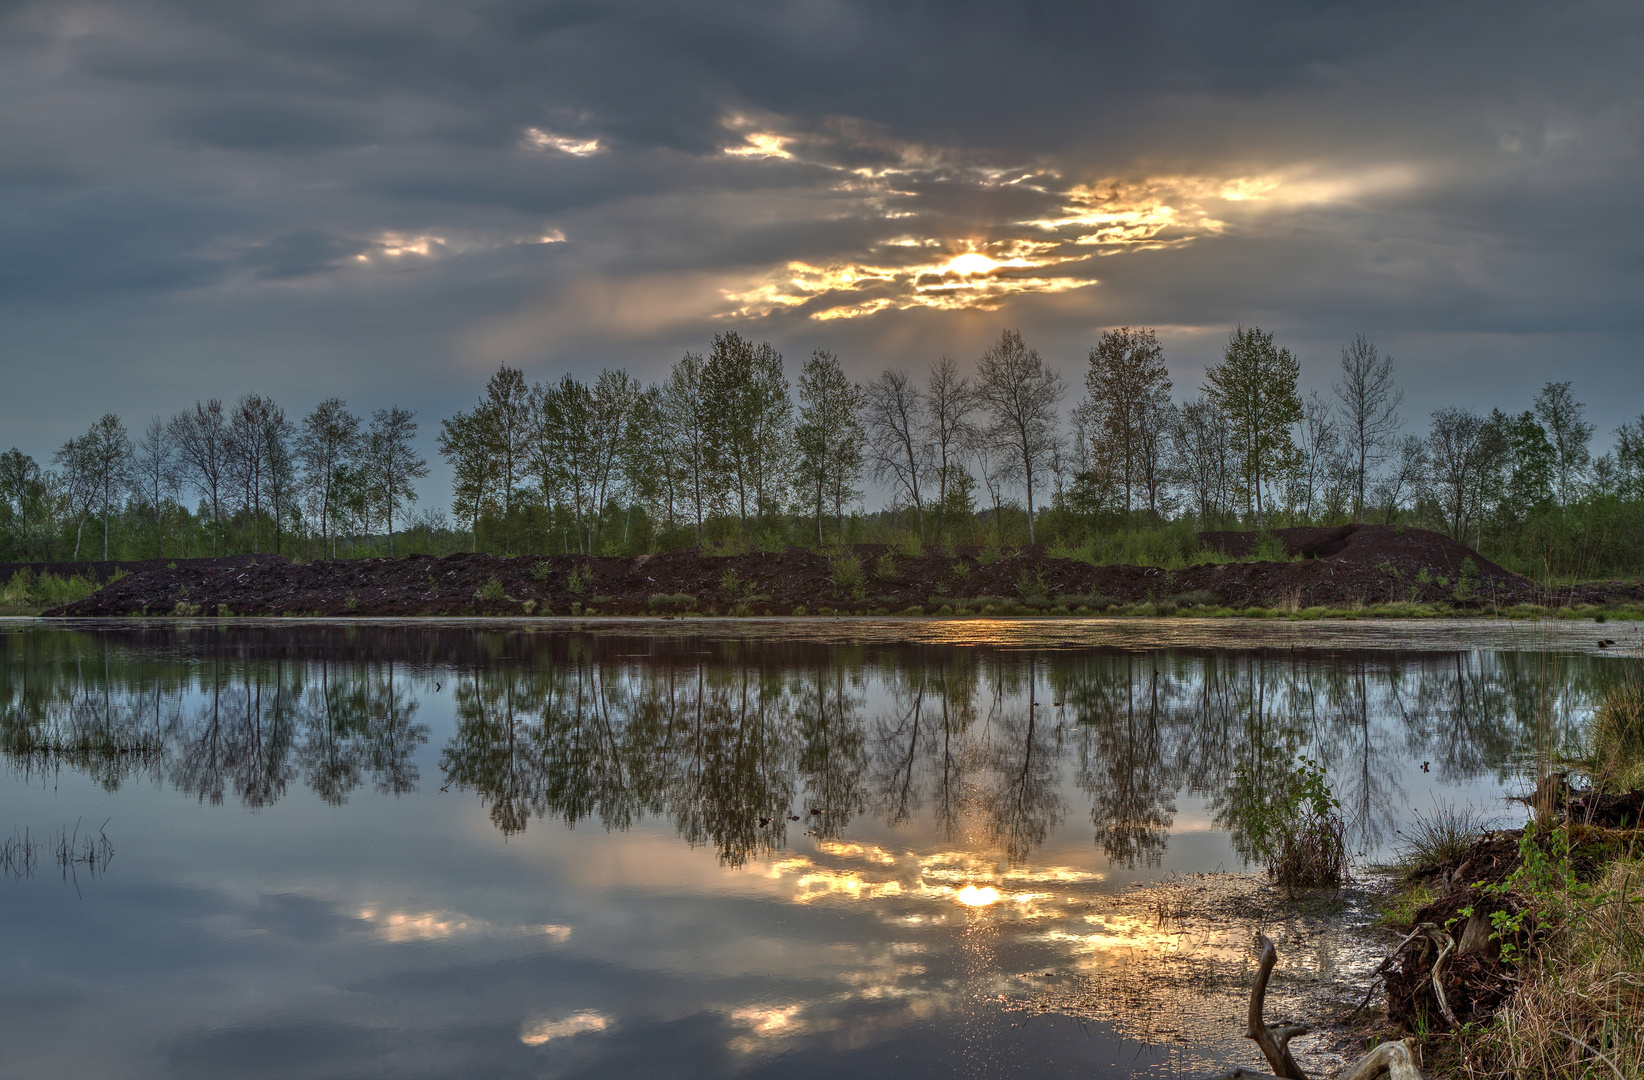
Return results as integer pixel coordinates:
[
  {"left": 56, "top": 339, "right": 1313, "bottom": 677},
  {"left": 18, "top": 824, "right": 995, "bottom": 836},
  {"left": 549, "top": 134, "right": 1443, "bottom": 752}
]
[
  {"left": 1, "top": 634, "right": 1617, "bottom": 867},
  {"left": 0, "top": 654, "right": 425, "bottom": 807}
]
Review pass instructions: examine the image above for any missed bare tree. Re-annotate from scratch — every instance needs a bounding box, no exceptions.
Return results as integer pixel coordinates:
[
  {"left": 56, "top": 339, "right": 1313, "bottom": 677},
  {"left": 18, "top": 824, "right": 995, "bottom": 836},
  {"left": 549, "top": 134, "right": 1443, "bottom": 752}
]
[
  {"left": 364, "top": 407, "right": 428, "bottom": 556},
  {"left": 169, "top": 400, "right": 231, "bottom": 554},
  {"left": 1286, "top": 390, "right": 1341, "bottom": 522},
  {"left": 975, "top": 329, "right": 1064, "bottom": 544},
  {"left": 1532, "top": 380, "right": 1594, "bottom": 508},
  {"left": 1425, "top": 407, "right": 1505, "bottom": 544},
  {"left": 1081, "top": 327, "right": 1173, "bottom": 522},
  {"left": 1333, "top": 334, "right": 1402, "bottom": 520},
  {"left": 132, "top": 415, "right": 178, "bottom": 557},
  {"left": 226, "top": 395, "right": 284, "bottom": 552},
  {"left": 297, "top": 399, "right": 362, "bottom": 558},
  {"left": 587, "top": 369, "right": 641, "bottom": 550},
  {"left": 795, "top": 350, "right": 866, "bottom": 543},
  {"left": 862, "top": 368, "right": 927, "bottom": 536},
  {"left": 1371, "top": 434, "right": 1427, "bottom": 524},
  {"left": 1169, "top": 399, "right": 1234, "bottom": 528}
]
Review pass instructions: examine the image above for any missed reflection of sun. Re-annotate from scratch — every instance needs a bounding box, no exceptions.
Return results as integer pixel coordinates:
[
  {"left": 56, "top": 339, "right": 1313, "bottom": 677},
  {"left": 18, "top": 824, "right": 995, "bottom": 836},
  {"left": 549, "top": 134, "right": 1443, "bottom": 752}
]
[
  {"left": 956, "top": 884, "right": 1000, "bottom": 907},
  {"left": 943, "top": 252, "right": 998, "bottom": 276}
]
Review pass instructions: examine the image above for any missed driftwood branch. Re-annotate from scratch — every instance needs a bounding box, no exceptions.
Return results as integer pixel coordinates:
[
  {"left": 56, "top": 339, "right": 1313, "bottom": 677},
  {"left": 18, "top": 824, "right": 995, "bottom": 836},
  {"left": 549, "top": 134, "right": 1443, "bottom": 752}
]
[
  {"left": 1249, "top": 934, "right": 1310, "bottom": 1079},
  {"left": 1203, "top": 936, "right": 1425, "bottom": 1080}
]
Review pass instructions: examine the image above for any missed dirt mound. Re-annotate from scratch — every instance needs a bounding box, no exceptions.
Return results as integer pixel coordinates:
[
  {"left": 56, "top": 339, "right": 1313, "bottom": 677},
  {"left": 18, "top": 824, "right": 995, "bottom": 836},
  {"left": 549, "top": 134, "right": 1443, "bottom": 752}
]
[
  {"left": 41, "top": 530, "right": 1554, "bottom": 618},
  {"left": 1201, "top": 523, "right": 1519, "bottom": 579}
]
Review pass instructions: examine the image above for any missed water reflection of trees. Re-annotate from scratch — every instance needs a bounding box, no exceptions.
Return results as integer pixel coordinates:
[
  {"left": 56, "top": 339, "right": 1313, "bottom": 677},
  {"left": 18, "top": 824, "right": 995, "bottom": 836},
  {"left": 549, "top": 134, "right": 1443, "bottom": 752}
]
[
  {"left": 0, "top": 647, "right": 426, "bottom": 808},
  {"left": 2, "top": 628, "right": 1626, "bottom": 867}
]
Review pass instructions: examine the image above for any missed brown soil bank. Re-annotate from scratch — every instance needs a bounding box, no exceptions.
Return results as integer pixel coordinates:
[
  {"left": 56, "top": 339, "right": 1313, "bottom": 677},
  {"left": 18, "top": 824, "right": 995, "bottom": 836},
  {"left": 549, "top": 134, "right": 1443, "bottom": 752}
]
[{"left": 37, "top": 524, "right": 1644, "bottom": 618}]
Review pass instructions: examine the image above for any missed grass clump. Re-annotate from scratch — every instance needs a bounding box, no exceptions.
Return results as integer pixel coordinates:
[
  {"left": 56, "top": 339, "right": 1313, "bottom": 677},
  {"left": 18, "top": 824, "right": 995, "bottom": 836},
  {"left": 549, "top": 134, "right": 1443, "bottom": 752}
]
[
  {"left": 1393, "top": 803, "right": 1491, "bottom": 877},
  {"left": 1, "top": 569, "right": 102, "bottom": 613},
  {"left": 1591, "top": 679, "right": 1644, "bottom": 789},
  {"left": 648, "top": 592, "right": 696, "bottom": 613},
  {"left": 566, "top": 564, "right": 591, "bottom": 595}
]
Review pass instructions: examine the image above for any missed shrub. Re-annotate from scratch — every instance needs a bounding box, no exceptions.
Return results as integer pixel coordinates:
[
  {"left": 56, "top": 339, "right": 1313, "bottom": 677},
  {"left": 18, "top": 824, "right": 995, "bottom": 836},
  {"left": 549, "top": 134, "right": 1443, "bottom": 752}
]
[
  {"left": 478, "top": 576, "right": 506, "bottom": 602},
  {"left": 648, "top": 593, "right": 696, "bottom": 612},
  {"left": 521, "top": 599, "right": 538, "bottom": 614},
  {"left": 566, "top": 565, "right": 591, "bottom": 594},
  {"left": 951, "top": 562, "right": 971, "bottom": 579},
  {"left": 1242, "top": 755, "right": 1349, "bottom": 890},
  {"left": 895, "top": 534, "right": 924, "bottom": 558},
  {"left": 791, "top": 604, "right": 806, "bottom": 616},
  {"left": 1251, "top": 530, "right": 1287, "bottom": 562},
  {"left": 721, "top": 569, "right": 741, "bottom": 593},
  {"left": 832, "top": 553, "right": 865, "bottom": 593},
  {"left": 874, "top": 552, "right": 898, "bottom": 580},
  {"left": 530, "top": 560, "right": 552, "bottom": 580},
  {"left": 1015, "top": 565, "right": 1049, "bottom": 600}
]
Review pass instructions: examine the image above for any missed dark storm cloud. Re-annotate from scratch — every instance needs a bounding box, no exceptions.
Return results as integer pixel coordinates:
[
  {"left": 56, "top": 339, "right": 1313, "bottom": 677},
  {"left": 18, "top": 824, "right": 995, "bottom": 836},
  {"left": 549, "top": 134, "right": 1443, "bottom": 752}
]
[{"left": 0, "top": 0, "right": 1641, "bottom": 489}]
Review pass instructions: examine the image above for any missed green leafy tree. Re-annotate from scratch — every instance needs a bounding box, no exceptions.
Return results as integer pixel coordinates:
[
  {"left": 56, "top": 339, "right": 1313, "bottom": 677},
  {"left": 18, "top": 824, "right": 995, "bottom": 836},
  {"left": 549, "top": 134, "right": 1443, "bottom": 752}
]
[
  {"left": 364, "top": 406, "right": 428, "bottom": 556},
  {"left": 1079, "top": 326, "right": 1173, "bottom": 522},
  {"left": 794, "top": 349, "right": 864, "bottom": 543},
  {"left": 1202, "top": 325, "right": 1301, "bottom": 525},
  {"left": 1533, "top": 380, "right": 1593, "bottom": 509},
  {"left": 297, "top": 399, "right": 363, "bottom": 559},
  {"left": 704, "top": 332, "right": 792, "bottom": 527}
]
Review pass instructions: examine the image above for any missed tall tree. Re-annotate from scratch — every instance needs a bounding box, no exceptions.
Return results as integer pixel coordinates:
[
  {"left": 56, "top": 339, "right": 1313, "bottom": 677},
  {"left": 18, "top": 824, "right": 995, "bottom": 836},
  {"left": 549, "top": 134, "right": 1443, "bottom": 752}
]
[
  {"left": 364, "top": 407, "right": 428, "bottom": 556},
  {"left": 1202, "top": 325, "right": 1302, "bottom": 526},
  {"left": 1286, "top": 390, "right": 1341, "bottom": 521},
  {"left": 662, "top": 351, "right": 716, "bottom": 541},
  {"left": 297, "top": 399, "right": 363, "bottom": 558},
  {"left": 703, "top": 332, "right": 791, "bottom": 527},
  {"left": 1080, "top": 327, "right": 1173, "bottom": 521},
  {"left": 1532, "top": 380, "right": 1594, "bottom": 509},
  {"left": 132, "top": 416, "right": 177, "bottom": 557},
  {"left": 975, "top": 329, "right": 1063, "bottom": 544},
  {"left": 587, "top": 369, "right": 641, "bottom": 550},
  {"left": 862, "top": 369, "right": 927, "bottom": 536},
  {"left": 0, "top": 449, "right": 51, "bottom": 561},
  {"left": 67, "top": 414, "right": 133, "bottom": 560},
  {"left": 794, "top": 349, "right": 865, "bottom": 543},
  {"left": 922, "top": 356, "right": 978, "bottom": 537},
  {"left": 1333, "top": 334, "right": 1402, "bottom": 520},
  {"left": 226, "top": 395, "right": 287, "bottom": 552},
  {"left": 1169, "top": 399, "right": 1234, "bottom": 528},
  {"left": 168, "top": 400, "right": 231, "bottom": 555},
  {"left": 1425, "top": 406, "right": 1506, "bottom": 544},
  {"left": 477, "top": 365, "right": 533, "bottom": 552},
  {"left": 436, "top": 407, "right": 493, "bottom": 552},
  {"left": 532, "top": 375, "right": 596, "bottom": 553}
]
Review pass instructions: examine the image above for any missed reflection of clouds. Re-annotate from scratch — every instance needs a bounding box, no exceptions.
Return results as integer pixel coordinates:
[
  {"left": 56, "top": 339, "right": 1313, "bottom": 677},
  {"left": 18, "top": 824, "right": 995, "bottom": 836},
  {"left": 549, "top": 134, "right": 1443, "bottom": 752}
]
[
  {"left": 353, "top": 908, "right": 573, "bottom": 945},
  {"left": 519, "top": 1010, "right": 611, "bottom": 1046}
]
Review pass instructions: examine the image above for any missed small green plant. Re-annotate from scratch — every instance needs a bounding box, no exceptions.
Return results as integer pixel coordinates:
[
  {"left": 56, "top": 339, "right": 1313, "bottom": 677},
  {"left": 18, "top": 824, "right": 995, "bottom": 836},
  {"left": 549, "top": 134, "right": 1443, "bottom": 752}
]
[
  {"left": 874, "top": 552, "right": 898, "bottom": 580},
  {"left": 479, "top": 576, "right": 506, "bottom": 602},
  {"left": 1416, "top": 566, "right": 1433, "bottom": 585},
  {"left": 566, "top": 565, "right": 591, "bottom": 595},
  {"left": 791, "top": 604, "right": 806, "bottom": 616},
  {"left": 1015, "top": 565, "right": 1049, "bottom": 600},
  {"left": 951, "top": 562, "right": 971, "bottom": 579},
  {"left": 173, "top": 600, "right": 201, "bottom": 616},
  {"left": 1251, "top": 530, "right": 1287, "bottom": 562},
  {"left": 343, "top": 591, "right": 358, "bottom": 612},
  {"left": 721, "top": 569, "right": 741, "bottom": 593},
  {"left": 166, "top": 561, "right": 178, "bottom": 570},
  {"left": 531, "top": 560, "right": 552, "bottom": 580},
  {"left": 895, "top": 534, "right": 924, "bottom": 558},
  {"left": 1240, "top": 754, "right": 1348, "bottom": 889},
  {"left": 977, "top": 538, "right": 1002, "bottom": 565},
  {"left": 1375, "top": 558, "right": 1398, "bottom": 576},
  {"left": 1394, "top": 803, "right": 1489, "bottom": 876},
  {"left": 1453, "top": 557, "right": 1480, "bottom": 601},
  {"left": 832, "top": 553, "right": 865, "bottom": 594},
  {"left": 521, "top": 599, "right": 538, "bottom": 614}
]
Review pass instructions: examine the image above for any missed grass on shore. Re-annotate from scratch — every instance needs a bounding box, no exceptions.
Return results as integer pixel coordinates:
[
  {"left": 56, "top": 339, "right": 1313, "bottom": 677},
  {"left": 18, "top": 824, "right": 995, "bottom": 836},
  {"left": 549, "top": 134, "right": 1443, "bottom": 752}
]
[
  {"left": 0, "top": 570, "right": 105, "bottom": 616},
  {"left": 1373, "top": 681, "right": 1644, "bottom": 1079}
]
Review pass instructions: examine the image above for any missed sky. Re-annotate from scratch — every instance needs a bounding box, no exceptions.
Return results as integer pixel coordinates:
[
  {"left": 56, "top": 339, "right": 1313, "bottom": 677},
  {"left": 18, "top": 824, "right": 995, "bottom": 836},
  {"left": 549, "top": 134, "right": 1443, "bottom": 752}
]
[{"left": 2, "top": 0, "right": 1641, "bottom": 507}]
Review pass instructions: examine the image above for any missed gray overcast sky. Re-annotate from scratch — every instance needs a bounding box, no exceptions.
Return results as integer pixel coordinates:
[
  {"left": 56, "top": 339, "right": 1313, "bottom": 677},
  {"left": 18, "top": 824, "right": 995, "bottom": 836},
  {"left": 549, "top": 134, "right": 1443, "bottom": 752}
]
[{"left": 2, "top": 0, "right": 1641, "bottom": 506}]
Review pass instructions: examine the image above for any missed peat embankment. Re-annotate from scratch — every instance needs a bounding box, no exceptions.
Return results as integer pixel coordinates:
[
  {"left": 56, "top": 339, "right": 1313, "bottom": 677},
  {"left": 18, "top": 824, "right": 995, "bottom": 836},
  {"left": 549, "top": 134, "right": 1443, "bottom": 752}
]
[{"left": 37, "top": 524, "right": 1644, "bottom": 618}]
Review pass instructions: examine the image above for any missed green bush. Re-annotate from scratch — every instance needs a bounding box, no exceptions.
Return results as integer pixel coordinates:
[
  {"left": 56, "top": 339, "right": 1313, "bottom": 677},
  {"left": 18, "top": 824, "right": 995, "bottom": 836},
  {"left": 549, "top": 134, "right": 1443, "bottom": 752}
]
[
  {"left": 832, "top": 553, "right": 864, "bottom": 593},
  {"left": 478, "top": 576, "right": 506, "bottom": 602}
]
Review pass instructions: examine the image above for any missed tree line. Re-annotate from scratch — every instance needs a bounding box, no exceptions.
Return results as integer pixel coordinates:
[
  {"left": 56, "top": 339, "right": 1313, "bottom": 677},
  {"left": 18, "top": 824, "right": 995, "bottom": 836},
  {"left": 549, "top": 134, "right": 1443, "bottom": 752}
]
[{"left": 4, "top": 325, "right": 1643, "bottom": 576}]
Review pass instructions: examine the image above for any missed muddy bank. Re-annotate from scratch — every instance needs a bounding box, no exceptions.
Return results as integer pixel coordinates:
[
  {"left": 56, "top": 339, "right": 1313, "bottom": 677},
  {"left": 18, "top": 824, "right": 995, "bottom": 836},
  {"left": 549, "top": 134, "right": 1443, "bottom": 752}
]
[{"left": 38, "top": 525, "right": 1644, "bottom": 618}]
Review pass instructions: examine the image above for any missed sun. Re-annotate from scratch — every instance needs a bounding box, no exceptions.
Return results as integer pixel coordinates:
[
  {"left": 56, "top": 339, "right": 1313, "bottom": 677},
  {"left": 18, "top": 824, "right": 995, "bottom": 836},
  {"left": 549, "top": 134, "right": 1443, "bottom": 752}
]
[
  {"left": 956, "top": 884, "right": 1001, "bottom": 907},
  {"left": 943, "top": 252, "right": 999, "bottom": 276}
]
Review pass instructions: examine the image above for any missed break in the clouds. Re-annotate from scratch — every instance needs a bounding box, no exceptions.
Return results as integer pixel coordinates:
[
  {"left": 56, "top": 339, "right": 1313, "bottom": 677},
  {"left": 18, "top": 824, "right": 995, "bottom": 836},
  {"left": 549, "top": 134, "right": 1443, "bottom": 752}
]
[{"left": 2, "top": 0, "right": 1642, "bottom": 473}]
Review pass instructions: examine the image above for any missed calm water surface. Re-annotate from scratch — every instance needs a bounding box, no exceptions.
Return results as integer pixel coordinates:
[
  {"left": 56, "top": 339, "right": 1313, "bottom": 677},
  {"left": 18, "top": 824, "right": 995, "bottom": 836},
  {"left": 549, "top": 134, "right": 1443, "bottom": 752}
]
[{"left": 1, "top": 619, "right": 1635, "bottom": 1079}]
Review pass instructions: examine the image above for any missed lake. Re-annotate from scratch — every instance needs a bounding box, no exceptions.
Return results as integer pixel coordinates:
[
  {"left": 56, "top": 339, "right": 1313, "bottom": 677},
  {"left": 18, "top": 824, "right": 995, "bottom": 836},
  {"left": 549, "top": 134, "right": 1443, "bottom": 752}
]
[{"left": 0, "top": 618, "right": 1633, "bottom": 1079}]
